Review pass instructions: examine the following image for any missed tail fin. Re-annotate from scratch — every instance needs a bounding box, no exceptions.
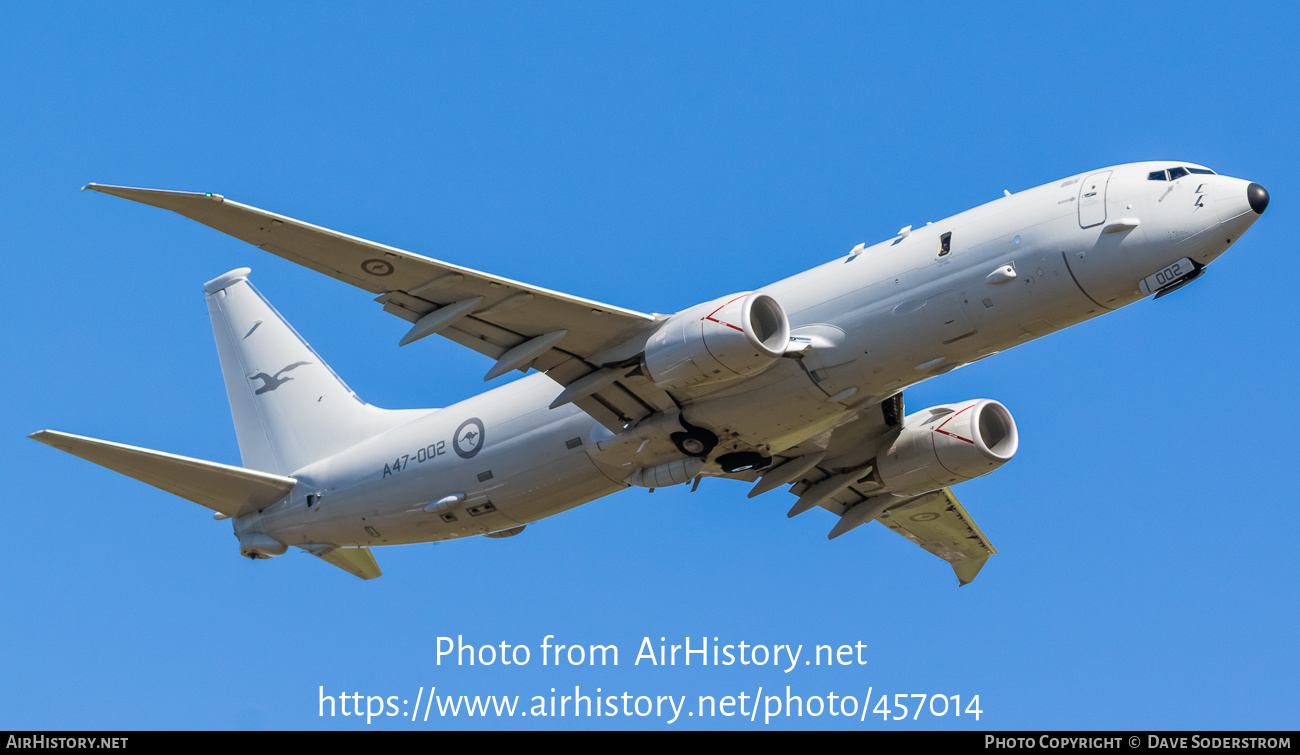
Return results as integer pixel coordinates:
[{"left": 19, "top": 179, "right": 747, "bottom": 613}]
[{"left": 205, "top": 269, "right": 431, "bottom": 475}]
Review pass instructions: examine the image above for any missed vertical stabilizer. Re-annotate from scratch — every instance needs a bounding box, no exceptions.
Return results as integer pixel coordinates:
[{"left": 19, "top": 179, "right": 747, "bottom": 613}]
[{"left": 205, "top": 269, "right": 431, "bottom": 475}]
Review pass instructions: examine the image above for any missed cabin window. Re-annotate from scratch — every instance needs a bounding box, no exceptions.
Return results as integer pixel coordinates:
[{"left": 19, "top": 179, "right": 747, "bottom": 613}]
[{"left": 938, "top": 232, "right": 952, "bottom": 257}]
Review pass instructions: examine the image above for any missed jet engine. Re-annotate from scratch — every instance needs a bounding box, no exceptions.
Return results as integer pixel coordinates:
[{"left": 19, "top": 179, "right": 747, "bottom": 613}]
[
  {"left": 874, "top": 399, "right": 1018, "bottom": 497},
  {"left": 642, "top": 292, "right": 790, "bottom": 390}
]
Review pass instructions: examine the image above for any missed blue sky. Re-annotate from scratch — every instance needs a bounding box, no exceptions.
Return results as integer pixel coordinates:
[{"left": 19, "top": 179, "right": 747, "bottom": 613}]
[{"left": 4, "top": 2, "right": 1297, "bottom": 730}]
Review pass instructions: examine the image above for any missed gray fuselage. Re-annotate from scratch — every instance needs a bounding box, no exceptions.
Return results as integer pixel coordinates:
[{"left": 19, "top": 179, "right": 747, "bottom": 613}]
[{"left": 235, "top": 161, "right": 1263, "bottom": 549}]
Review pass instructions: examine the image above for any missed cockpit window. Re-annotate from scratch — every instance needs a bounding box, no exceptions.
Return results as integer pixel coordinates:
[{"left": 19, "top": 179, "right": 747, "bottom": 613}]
[{"left": 1148, "top": 165, "right": 1216, "bottom": 181}]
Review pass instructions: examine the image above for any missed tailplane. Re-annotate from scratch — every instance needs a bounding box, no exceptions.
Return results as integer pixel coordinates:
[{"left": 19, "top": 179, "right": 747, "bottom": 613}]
[
  {"left": 28, "top": 430, "right": 296, "bottom": 518},
  {"left": 205, "top": 269, "right": 432, "bottom": 475}
]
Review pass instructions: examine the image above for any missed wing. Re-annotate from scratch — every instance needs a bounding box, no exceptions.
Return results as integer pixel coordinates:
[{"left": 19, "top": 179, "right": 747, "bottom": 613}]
[
  {"left": 85, "top": 183, "right": 675, "bottom": 431},
  {"left": 875, "top": 488, "right": 997, "bottom": 586},
  {"left": 750, "top": 394, "right": 997, "bottom": 585}
]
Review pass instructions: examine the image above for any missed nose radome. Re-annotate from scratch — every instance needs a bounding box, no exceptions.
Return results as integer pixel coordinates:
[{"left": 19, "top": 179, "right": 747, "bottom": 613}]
[{"left": 1248, "top": 183, "right": 1269, "bottom": 214}]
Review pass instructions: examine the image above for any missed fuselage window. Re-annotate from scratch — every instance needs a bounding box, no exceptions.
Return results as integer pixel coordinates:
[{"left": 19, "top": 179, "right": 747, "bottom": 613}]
[
  {"left": 1148, "top": 170, "right": 1168, "bottom": 181},
  {"left": 1168, "top": 166, "right": 1189, "bottom": 180},
  {"left": 938, "top": 232, "right": 952, "bottom": 256}
]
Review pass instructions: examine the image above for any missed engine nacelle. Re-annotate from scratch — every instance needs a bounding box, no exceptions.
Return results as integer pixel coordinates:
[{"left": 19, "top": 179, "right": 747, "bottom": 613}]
[
  {"left": 875, "top": 399, "right": 1018, "bottom": 497},
  {"left": 643, "top": 292, "right": 790, "bottom": 390}
]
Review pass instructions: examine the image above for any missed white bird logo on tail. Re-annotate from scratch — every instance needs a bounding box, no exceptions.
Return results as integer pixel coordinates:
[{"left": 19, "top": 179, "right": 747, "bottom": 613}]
[{"left": 249, "top": 361, "right": 311, "bottom": 395}]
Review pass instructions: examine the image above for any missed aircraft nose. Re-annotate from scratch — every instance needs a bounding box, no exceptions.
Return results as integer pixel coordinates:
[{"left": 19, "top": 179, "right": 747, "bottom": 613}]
[{"left": 1248, "top": 183, "right": 1269, "bottom": 214}]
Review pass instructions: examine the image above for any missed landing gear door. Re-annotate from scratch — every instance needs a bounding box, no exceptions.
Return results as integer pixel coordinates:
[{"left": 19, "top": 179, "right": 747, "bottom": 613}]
[{"left": 1077, "top": 171, "right": 1111, "bottom": 228}]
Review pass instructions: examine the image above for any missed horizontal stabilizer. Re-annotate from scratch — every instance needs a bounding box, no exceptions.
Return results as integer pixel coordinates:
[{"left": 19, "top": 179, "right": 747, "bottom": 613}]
[
  {"left": 301, "top": 545, "right": 382, "bottom": 580},
  {"left": 30, "top": 430, "right": 296, "bottom": 519}
]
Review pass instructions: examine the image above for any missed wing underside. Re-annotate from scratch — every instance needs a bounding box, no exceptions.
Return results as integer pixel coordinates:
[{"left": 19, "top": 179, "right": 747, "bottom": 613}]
[
  {"left": 754, "top": 395, "right": 998, "bottom": 585},
  {"left": 793, "top": 472, "right": 997, "bottom": 585},
  {"left": 875, "top": 488, "right": 997, "bottom": 586}
]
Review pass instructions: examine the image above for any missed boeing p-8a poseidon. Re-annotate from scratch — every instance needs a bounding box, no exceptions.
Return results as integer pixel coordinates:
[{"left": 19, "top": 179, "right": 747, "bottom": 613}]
[{"left": 32, "top": 162, "right": 1268, "bottom": 583}]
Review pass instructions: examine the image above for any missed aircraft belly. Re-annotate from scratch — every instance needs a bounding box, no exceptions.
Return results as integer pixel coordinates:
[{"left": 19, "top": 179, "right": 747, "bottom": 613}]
[
  {"left": 1060, "top": 230, "right": 1145, "bottom": 309},
  {"left": 923, "top": 290, "right": 977, "bottom": 343},
  {"left": 493, "top": 449, "right": 622, "bottom": 524},
  {"left": 381, "top": 409, "right": 617, "bottom": 544},
  {"left": 686, "top": 375, "right": 849, "bottom": 456},
  {"left": 999, "top": 251, "right": 1098, "bottom": 334}
]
